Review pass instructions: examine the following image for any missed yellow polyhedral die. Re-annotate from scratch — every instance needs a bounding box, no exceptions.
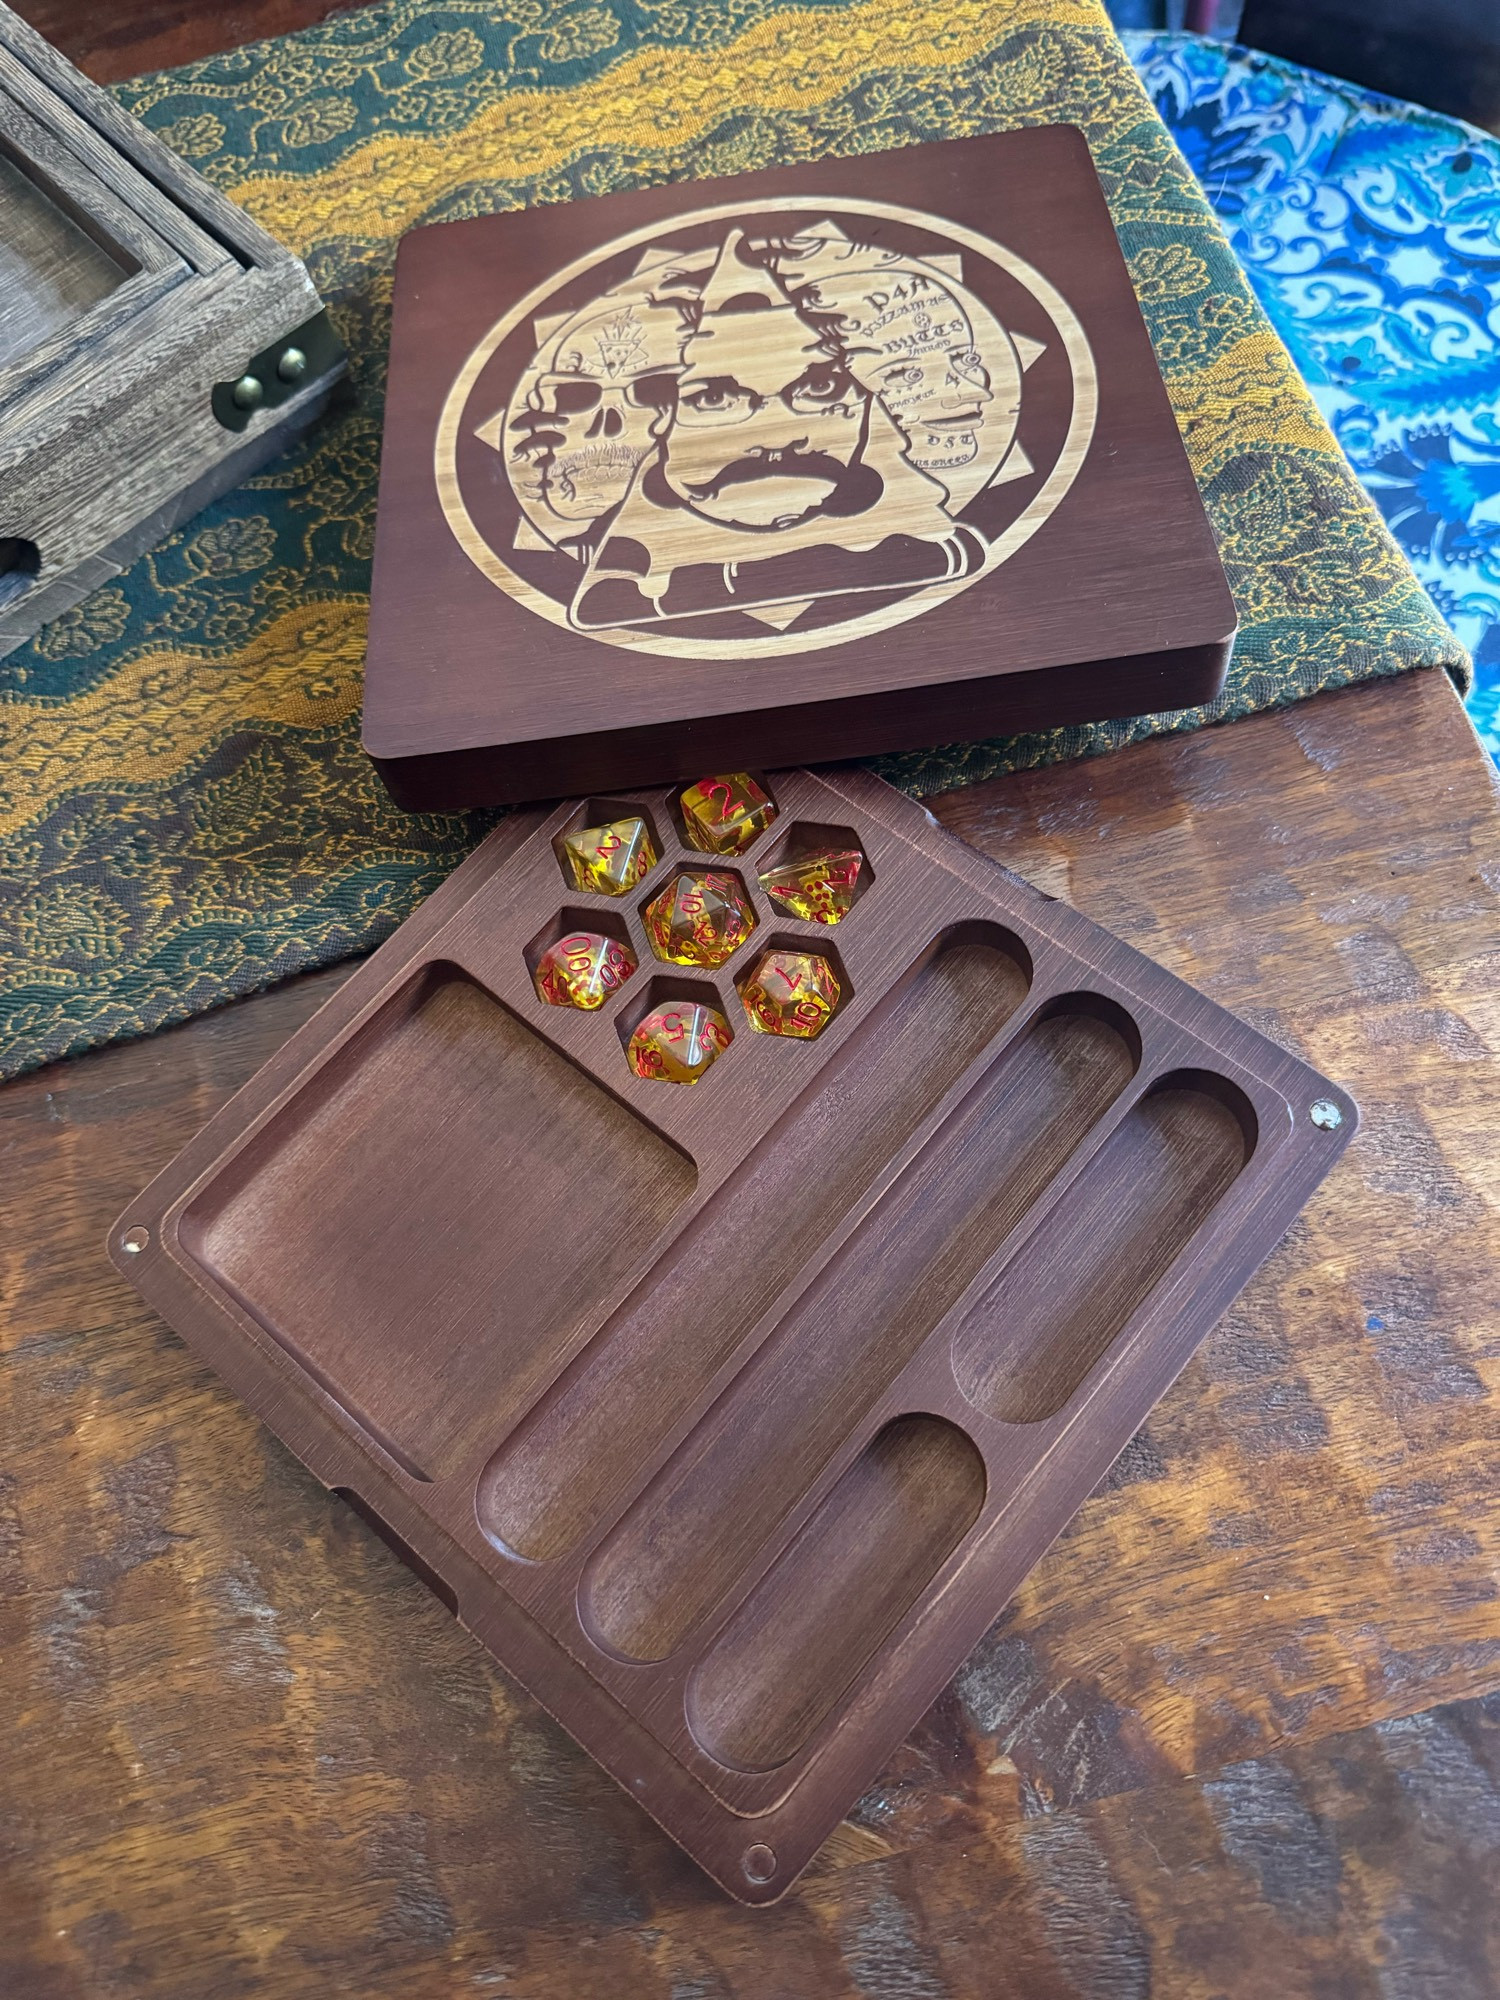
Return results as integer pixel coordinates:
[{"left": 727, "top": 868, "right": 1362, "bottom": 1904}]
[
  {"left": 757, "top": 847, "right": 864, "bottom": 924},
  {"left": 741, "top": 948, "right": 840, "bottom": 1038},
  {"left": 645, "top": 869, "right": 756, "bottom": 969},
  {"left": 627, "top": 1001, "right": 733, "bottom": 1084},
  {"left": 560, "top": 817, "right": 657, "bottom": 896},
  {"left": 679, "top": 774, "right": 777, "bottom": 856},
  {"left": 533, "top": 931, "right": 636, "bottom": 1010}
]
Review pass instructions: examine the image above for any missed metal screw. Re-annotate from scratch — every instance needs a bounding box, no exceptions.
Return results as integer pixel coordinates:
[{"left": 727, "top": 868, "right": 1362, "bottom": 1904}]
[
  {"left": 121, "top": 1225, "right": 150, "bottom": 1254},
  {"left": 231, "top": 373, "right": 264, "bottom": 410},
  {"left": 742, "top": 1843, "right": 776, "bottom": 1884},
  {"left": 277, "top": 346, "right": 308, "bottom": 383},
  {"left": 1309, "top": 1099, "right": 1343, "bottom": 1131}
]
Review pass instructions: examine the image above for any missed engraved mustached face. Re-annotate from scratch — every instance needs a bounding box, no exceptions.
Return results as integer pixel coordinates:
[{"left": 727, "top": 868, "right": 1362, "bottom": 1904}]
[
  {"left": 446, "top": 198, "right": 1085, "bottom": 655},
  {"left": 656, "top": 238, "right": 874, "bottom": 531},
  {"left": 662, "top": 314, "right": 872, "bottom": 530}
]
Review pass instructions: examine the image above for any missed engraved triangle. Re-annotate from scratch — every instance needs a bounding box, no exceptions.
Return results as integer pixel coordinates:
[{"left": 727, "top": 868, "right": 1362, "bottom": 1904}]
[
  {"left": 987, "top": 441, "right": 1035, "bottom": 489},
  {"left": 924, "top": 253, "right": 964, "bottom": 281},
  {"left": 473, "top": 408, "right": 506, "bottom": 450},
  {"left": 1013, "top": 333, "right": 1047, "bottom": 371},
  {"left": 532, "top": 310, "right": 571, "bottom": 347},
  {"left": 745, "top": 598, "right": 814, "bottom": 630},
  {"left": 513, "top": 516, "right": 554, "bottom": 551},
  {"left": 629, "top": 247, "right": 685, "bottom": 279}
]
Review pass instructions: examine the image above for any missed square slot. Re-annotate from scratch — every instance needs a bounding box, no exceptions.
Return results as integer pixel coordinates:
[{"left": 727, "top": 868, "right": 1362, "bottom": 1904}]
[{"left": 179, "top": 963, "right": 695, "bottom": 1480}]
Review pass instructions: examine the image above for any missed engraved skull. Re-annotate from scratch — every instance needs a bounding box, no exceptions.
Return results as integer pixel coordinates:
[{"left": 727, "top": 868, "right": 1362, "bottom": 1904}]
[{"left": 503, "top": 294, "right": 684, "bottom": 536}]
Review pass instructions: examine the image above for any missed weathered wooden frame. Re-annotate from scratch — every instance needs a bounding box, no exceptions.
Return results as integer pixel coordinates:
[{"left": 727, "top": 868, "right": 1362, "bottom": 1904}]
[{"left": 0, "top": 1, "right": 345, "bottom": 655}]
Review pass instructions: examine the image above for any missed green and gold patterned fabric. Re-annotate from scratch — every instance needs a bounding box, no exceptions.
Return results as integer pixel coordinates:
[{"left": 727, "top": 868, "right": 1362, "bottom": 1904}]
[{"left": 0, "top": 0, "right": 1468, "bottom": 1079}]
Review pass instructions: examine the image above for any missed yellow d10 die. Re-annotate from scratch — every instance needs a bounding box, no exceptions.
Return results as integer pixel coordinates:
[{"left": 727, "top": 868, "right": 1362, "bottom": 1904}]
[
  {"left": 533, "top": 930, "right": 636, "bottom": 1010},
  {"left": 679, "top": 773, "right": 777, "bottom": 855},
  {"left": 741, "top": 948, "right": 840, "bottom": 1038}
]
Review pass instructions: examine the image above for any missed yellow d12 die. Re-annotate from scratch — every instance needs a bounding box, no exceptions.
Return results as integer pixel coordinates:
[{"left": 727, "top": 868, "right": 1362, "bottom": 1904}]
[
  {"left": 645, "top": 869, "right": 756, "bottom": 969},
  {"left": 741, "top": 948, "right": 840, "bottom": 1038},
  {"left": 533, "top": 930, "right": 636, "bottom": 1010},
  {"left": 679, "top": 773, "right": 777, "bottom": 855},
  {"left": 627, "top": 1001, "right": 733, "bottom": 1084},
  {"left": 560, "top": 816, "right": 657, "bottom": 896}
]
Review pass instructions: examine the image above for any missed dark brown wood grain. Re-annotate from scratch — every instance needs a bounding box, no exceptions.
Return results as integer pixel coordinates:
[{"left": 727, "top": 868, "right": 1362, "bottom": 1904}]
[
  {"left": 365, "top": 127, "right": 1235, "bottom": 809},
  {"left": 6, "top": 0, "right": 366, "bottom": 84},
  {"left": 3, "top": 669, "right": 1498, "bottom": 1989}
]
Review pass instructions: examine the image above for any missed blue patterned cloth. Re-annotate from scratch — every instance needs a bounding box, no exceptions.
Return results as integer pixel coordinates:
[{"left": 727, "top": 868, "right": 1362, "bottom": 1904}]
[{"left": 1127, "top": 32, "right": 1500, "bottom": 760}]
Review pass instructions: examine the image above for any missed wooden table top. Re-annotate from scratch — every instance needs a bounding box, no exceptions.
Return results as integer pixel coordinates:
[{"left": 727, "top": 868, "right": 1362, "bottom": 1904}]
[
  {"left": 5, "top": 6, "right": 1499, "bottom": 1988},
  {"left": 5, "top": 663, "right": 1498, "bottom": 1996},
  {"left": 7, "top": 0, "right": 368, "bottom": 84}
]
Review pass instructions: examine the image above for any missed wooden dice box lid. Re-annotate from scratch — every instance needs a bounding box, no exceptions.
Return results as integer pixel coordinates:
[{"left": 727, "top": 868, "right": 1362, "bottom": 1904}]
[
  {"left": 363, "top": 126, "right": 1236, "bottom": 810},
  {"left": 0, "top": 0, "right": 345, "bottom": 658},
  {"left": 110, "top": 767, "right": 1353, "bottom": 1902}
]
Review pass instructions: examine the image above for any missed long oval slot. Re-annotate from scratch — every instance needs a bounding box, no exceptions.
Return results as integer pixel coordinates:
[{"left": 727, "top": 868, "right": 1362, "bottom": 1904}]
[
  {"left": 687, "top": 1414, "right": 986, "bottom": 1773},
  {"left": 952, "top": 1072, "right": 1254, "bottom": 1423},
  {"left": 580, "top": 999, "right": 1137, "bottom": 1662},
  {"left": 475, "top": 924, "right": 1030, "bottom": 1563}
]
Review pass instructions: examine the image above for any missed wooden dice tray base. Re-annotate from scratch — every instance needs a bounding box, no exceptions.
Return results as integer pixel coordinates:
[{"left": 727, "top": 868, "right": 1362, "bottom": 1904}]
[{"left": 110, "top": 769, "right": 1354, "bottom": 1902}]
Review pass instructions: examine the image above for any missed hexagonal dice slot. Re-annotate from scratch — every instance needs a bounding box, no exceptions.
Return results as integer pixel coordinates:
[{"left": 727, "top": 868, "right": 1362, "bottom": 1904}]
[
  {"left": 755, "top": 821, "right": 872, "bottom": 926},
  {"left": 525, "top": 907, "right": 638, "bottom": 1011},
  {"left": 618, "top": 977, "right": 734, "bottom": 1086},
  {"left": 554, "top": 799, "right": 662, "bottom": 898},
  {"left": 642, "top": 865, "right": 757, "bottom": 970},
  {"left": 672, "top": 771, "right": 779, "bottom": 856},
  {"left": 736, "top": 938, "right": 851, "bottom": 1040}
]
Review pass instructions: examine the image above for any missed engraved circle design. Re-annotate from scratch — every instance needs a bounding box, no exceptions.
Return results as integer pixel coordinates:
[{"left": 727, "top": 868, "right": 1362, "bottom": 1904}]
[{"left": 436, "top": 196, "right": 1097, "bottom": 658}]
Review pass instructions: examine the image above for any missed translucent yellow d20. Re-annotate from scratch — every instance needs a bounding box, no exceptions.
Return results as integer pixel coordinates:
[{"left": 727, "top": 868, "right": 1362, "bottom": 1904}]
[
  {"left": 645, "top": 869, "right": 756, "bottom": 969},
  {"left": 627, "top": 1002, "right": 733, "bottom": 1084},
  {"left": 757, "top": 847, "right": 864, "bottom": 925},
  {"left": 741, "top": 948, "right": 840, "bottom": 1039},
  {"left": 560, "top": 816, "right": 657, "bottom": 896},
  {"left": 533, "top": 930, "right": 636, "bottom": 1010},
  {"left": 679, "top": 773, "right": 777, "bottom": 855}
]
